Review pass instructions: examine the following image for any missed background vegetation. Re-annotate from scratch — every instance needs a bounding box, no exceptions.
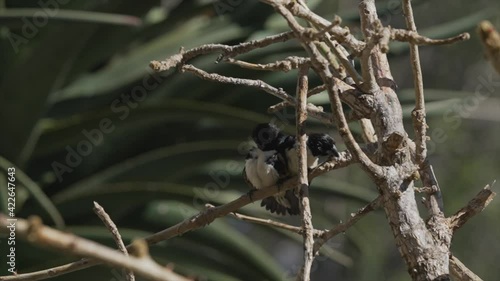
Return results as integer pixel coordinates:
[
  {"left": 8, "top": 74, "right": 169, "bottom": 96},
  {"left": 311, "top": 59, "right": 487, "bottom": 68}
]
[{"left": 0, "top": 0, "right": 499, "bottom": 280}]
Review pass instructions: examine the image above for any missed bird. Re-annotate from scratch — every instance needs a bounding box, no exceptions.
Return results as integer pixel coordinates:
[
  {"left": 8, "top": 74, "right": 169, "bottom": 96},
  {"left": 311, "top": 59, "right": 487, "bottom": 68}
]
[
  {"left": 282, "top": 133, "right": 341, "bottom": 175},
  {"left": 243, "top": 123, "right": 298, "bottom": 215},
  {"left": 243, "top": 123, "right": 341, "bottom": 216}
]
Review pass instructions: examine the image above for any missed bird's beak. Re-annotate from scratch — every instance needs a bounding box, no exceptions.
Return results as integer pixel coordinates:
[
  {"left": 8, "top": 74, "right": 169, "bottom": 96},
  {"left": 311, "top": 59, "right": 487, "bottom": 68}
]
[{"left": 329, "top": 145, "right": 340, "bottom": 158}]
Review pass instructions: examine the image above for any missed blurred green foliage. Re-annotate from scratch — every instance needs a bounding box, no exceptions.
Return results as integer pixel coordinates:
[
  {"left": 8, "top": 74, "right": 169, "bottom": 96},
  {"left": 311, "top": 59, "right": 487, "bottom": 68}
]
[{"left": 0, "top": 0, "right": 499, "bottom": 280}]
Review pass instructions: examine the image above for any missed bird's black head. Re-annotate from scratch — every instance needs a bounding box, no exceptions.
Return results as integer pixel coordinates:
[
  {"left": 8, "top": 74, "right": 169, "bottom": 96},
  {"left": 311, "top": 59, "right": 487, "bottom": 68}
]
[
  {"left": 307, "top": 133, "right": 340, "bottom": 157},
  {"left": 252, "top": 123, "right": 283, "bottom": 151}
]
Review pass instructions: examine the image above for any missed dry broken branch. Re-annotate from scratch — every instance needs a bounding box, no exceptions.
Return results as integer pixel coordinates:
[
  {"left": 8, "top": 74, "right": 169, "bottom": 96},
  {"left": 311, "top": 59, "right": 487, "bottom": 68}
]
[{"left": 448, "top": 184, "right": 496, "bottom": 233}]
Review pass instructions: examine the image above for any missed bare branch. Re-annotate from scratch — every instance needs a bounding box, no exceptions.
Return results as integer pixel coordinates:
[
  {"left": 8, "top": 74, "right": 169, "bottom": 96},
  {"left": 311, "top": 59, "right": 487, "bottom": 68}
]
[
  {"left": 149, "top": 31, "right": 295, "bottom": 72},
  {"left": 93, "top": 202, "right": 135, "bottom": 281},
  {"left": 327, "top": 83, "right": 382, "bottom": 176},
  {"left": 448, "top": 184, "right": 496, "bottom": 232},
  {"left": 0, "top": 215, "right": 190, "bottom": 281},
  {"left": 391, "top": 29, "right": 470, "bottom": 46},
  {"left": 180, "top": 64, "right": 333, "bottom": 124},
  {"left": 318, "top": 39, "right": 363, "bottom": 86},
  {"left": 414, "top": 186, "right": 438, "bottom": 194},
  {"left": 295, "top": 65, "right": 315, "bottom": 281},
  {"left": 313, "top": 196, "right": 382, "bottom": 253},
  {"left": 279, "top": 0, "right": 365, "bottom": 53},
  {"left": 307, "top": 84, "right": 326, "bottom": 97},
  {"left": 223, "top": 205, "right": 324, "bottom": 237},
  {"left": 226, "top": 56, "right": 310, "bottom": 72},
  {"left": 402, "top": 0, "right": 427, "bottom": 166}
]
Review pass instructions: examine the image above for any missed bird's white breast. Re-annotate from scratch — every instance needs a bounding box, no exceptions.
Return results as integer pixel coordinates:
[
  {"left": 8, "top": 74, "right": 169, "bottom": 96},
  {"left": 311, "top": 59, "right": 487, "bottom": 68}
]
[
  {"left": 256, "top": 149, "right": 280, "bottom": 188},
  {"left": 245, "top": 156, "right": 261, "bottom": 189},
  {"left": 286, "top": 141, "right": 319, "bottom": 175},
  {"left": 245, "top": 149, "right": 280, "bottom": 189}
]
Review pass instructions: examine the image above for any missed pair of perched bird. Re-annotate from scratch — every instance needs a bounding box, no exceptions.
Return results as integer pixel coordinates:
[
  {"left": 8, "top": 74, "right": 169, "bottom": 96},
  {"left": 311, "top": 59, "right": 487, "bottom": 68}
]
[{"left": 243, "top": 123, "right": 340, "bottom": 216}]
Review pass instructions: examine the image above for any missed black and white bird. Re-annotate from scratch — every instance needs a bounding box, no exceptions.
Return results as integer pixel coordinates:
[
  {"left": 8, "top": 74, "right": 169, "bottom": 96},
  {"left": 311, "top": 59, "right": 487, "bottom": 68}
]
[
  {"left": 243, "top": 123, "right": 341, "bottom": 216},
  {"left": 281, "top": 133, "right": 340, "bottom": 174}
]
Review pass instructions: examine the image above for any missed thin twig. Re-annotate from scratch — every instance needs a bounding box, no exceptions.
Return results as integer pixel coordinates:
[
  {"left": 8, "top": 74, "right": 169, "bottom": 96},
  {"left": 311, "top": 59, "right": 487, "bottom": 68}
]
[
  {"left": 402, "top": 0, "right": 427, "bottom": 166},
  {"left": 226, "top": 56, "right": 310, "bottom": 72},
  {"left": 295, "top": 65, "right": 314, "bottom": 281},
  {"left": 0, "top": 215, "right": 190, "bottom": 281},
  {"left": 448, "top": 184, "right": 496, "bottom": 233},
  {"left": 307, "top": 84, "right": 326, "bottom": 97},
  {"left": 326, "top": 78, "right": 382, "bottom": 176},
  {"left": 180, "top": 64, "right": 333, "bottom": 124},
  {"left": 149, "top": 31, "right": 295, "bottom": 72},
  {"left": 321, "top": 39, "right": 363, "bottom": 86},
  {"left": 313, "top": 196, "right": 382, "bottom": 253},
  {"left": 391, "top": 29, "right": 470, "bottom": 46},
  {"left": 267, "top": 84, "right": 325, "bottom": 114},
  {"left": 221, "top": 205, "right": 324, "bottom": 237},
  {"left": 93, "top": 202, "right": 135, "bottom": 281},
  {"left": 414, "top": 186, "right": 438, "bottom": 194}
]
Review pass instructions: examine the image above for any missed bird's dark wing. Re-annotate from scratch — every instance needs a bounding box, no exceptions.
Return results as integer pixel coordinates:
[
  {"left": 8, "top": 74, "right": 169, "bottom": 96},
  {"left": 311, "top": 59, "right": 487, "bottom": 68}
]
[
  {"left": 264, "top": 152, "right": 287, "bottom": 178},
  {"left": 261, "top": 196, "right": 288, "bottom": 215},
  {"left": 284, "top": 189, "right": 300, "bottom": 215}
]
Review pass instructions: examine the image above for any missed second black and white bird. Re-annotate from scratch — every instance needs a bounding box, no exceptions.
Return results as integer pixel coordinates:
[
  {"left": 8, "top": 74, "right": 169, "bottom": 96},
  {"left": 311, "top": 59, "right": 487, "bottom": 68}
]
[{"left": 243, "top": 123, "right": 340, "bottom": 216}]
